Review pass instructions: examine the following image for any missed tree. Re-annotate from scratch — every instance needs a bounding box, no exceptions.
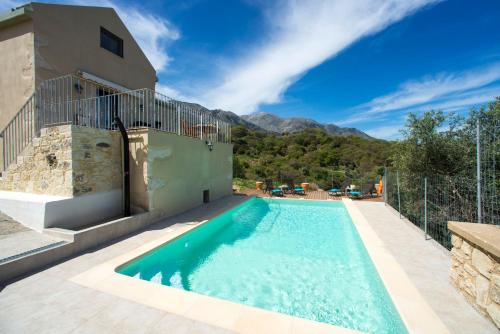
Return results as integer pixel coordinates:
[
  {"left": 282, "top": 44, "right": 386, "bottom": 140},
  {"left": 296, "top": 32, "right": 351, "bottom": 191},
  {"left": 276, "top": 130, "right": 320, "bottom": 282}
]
[{"left": 231, "top": 125, "right": 393, "bottom": 188}]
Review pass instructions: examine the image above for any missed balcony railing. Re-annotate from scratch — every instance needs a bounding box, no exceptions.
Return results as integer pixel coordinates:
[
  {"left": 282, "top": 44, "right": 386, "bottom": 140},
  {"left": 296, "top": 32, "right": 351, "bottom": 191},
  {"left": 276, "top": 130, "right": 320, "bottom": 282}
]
[{"left": 1, "top": 75, "right": 231, "bottom": 171}]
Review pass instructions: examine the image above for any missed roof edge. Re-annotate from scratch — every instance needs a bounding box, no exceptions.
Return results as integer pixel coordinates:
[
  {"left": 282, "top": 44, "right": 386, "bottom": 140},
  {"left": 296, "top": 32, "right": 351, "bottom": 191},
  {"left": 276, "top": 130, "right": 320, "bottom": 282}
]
[{"left": 0, "top": 4, "right": 33, "bottom": 30}]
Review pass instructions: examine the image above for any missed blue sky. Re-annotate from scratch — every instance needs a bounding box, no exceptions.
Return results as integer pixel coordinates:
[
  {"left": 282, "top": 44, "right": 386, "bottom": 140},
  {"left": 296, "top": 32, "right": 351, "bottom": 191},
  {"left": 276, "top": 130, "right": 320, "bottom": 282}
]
[{"left": 2, "top": 0, "right": 500, "bottom": 139}]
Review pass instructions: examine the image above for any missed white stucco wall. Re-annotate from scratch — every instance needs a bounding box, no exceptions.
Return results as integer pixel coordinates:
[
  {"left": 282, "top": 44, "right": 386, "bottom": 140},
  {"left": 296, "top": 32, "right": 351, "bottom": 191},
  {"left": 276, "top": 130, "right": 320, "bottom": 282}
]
[{"left": 129, "top": 129, "right": 233, "bottom": 217}]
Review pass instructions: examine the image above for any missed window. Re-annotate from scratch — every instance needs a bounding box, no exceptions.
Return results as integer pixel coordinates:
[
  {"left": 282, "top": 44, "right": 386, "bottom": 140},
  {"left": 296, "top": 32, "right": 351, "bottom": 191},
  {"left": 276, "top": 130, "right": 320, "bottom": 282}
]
[{"left": 100, "top": 27, "right": 123, "bottom": 57}]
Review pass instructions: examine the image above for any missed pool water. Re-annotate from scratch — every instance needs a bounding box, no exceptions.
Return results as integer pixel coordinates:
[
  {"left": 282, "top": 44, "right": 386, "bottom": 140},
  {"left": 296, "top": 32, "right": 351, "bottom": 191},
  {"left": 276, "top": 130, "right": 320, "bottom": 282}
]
[{"left": 118, "top": 198, "right": 408, "bottom": 333}]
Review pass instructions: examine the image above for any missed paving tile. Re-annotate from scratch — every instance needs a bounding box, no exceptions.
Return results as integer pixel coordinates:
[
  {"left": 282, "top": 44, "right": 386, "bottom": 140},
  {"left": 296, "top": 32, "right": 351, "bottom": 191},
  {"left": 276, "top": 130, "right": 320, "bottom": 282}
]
[
  {"left": 69, "top": 319, "right": 115, "bottom": 334},
  {"left": 1, "top": 196, "right": 496, "bottom": 334},
  {"left": 148, "top": 313, "right": 235, "bottom": 334},
  {"left": 353, "top": 201, "right": 498, "bottom": 334}
]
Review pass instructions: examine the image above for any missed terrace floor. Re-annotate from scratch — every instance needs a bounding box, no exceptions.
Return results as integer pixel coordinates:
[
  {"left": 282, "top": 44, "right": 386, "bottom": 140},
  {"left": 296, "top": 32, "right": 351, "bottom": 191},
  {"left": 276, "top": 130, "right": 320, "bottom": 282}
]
[
  {"left": 238, "top": 188, "right": 383, "bottom": 201},
  {"left": 0, "top": 196, "right": 496, "bottom": 333},
  {"left": 0, "top": 212, "right": 64, "bottom": 262},
  {"left": 352, "top": 201, "right": 497, "bottom": 334}
]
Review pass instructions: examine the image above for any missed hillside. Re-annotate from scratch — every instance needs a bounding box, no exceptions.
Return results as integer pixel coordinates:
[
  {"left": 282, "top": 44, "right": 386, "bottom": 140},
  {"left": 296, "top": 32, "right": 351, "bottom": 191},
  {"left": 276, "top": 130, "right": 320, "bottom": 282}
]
[
  {"left": 175, "top": 101, "right": 389, "bottom": 188},
  {"left": 232, "top": 126, "right": 394, "bottom": 190},
  {"left": 242, "top": 112, "right": 372, "bottom": 139}
]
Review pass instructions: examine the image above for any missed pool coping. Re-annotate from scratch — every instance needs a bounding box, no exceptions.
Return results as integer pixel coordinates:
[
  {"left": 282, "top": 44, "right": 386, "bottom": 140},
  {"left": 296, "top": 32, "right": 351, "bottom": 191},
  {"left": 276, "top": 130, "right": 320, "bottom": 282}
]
[
  {"left": 70, "top": 197, "right": 448, "bottom": 334},
  {"left": 342, "top": 199, "right": 450, "bottom": 334}
]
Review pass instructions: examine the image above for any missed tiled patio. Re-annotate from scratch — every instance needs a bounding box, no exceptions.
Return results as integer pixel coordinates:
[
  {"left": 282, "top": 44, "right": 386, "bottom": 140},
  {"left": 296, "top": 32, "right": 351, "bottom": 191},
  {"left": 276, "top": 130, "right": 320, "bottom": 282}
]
[
  {"left": 0, "top": 213, "right": 64, "bottom": 262},
  {"left": 237, "top": 189, "right": 383, "bottom": 201},
  {"left": 0, "top": 196, "right": 496, "bottom": 333}
]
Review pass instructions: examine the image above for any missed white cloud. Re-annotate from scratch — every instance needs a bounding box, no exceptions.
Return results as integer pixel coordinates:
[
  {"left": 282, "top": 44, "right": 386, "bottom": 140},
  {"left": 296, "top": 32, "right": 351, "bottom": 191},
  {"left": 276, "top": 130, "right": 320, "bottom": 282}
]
[
  {"left": 109, "top": 2, "right": 180, "bottom": 72},
  {"left": 77, "top": 0, "right": 180, "bottom": 72},
  {"left": 0, "top": 0, "right": 23, "bottom": 11},
  {"left": 201, "top": 0, "right": 441, "bottom": 114},
  {"left": 155, "top": 83, "right": 189, "bottom": 101},
  {"left": 365, "top": 124, "right": 403, "bottom": 140},
  {"left": 338, "top": 62, "right": 500, "bottom": 125},
  {"left": 0, "top": 0, "right": 179, "bottom": 73}
]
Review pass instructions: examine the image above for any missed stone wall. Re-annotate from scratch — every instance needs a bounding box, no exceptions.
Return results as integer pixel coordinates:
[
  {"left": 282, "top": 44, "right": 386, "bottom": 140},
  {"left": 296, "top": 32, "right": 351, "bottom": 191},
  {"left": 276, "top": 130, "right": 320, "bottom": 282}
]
[
  {"left": 0, "top": 126, "right": 73, "bottom": 196},
  {"left": 0, "top": 125, "right": 122, "bottom": 197},
  {"left": 71, "top": 126, "right": 122, "bottom": 196},
  {"left": 449, "top": 223, "right": 500, "bottom": 329}
]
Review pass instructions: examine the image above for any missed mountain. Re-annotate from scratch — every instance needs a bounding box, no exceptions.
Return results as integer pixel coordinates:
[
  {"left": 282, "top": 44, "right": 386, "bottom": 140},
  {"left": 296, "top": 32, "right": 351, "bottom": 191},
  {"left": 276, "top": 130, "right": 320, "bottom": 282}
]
[
  {"left": 177, "top": 102, "right": 265, "bottom": 131},
  {"left": 177, "top": 102, "right": 371, "bottom": 139},
  {"left": 241, "top": 112, "right": 372, "bottom": 139}
]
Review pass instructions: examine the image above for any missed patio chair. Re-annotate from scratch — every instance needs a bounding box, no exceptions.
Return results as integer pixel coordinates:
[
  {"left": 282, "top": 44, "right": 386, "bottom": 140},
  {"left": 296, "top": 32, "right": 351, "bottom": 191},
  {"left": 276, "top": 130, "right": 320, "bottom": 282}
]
[
  {"left": 264, "top": 179, "right": 284, "bottom": 197},
  {"left": 347, "top": 189, "right": 362, "bottom": 199},
  {"left": 361, "top": 183, "right": 376, "bottom": 198},
  {"left": 284, "top": 179, "right": 305, "bottom": 195},
  {"left": 181, "top": 120, "right": 199, "bottom": 138},
  {"left": 327, "top": 188, "right": 342, "bottom": 196},
  {"left": 340, "top": 179, "right": 351, "bottom": 195}
]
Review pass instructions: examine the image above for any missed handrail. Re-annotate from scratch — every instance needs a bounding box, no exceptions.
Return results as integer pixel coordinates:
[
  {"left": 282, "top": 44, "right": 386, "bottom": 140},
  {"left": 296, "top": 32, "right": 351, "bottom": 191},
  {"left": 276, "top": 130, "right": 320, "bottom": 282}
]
[
  {"left": 1, "top": 94, "right": 37, "bottom": 170},
  {"left": 1, "top": 75, "right": 231, "bottom": 172}
]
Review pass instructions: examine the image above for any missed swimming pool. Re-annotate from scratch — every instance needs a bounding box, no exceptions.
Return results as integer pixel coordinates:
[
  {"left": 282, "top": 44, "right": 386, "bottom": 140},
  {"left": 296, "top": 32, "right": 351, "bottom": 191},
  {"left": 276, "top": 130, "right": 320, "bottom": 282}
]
[{"left": 117, "top": 198, "right": 407, "bottom": 333}]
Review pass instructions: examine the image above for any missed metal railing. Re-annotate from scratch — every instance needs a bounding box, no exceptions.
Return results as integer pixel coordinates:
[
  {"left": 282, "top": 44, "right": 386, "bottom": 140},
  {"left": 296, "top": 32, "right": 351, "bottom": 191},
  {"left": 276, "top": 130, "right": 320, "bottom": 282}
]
[
  {"left": 1, "top": 94, "right": 37, "bottom": 170},
  {"left": 39, "top": 88, "right": 231, "bottom": 142},
  {"left": 1, "top": 75, "right": 231, "bottom": 171}
]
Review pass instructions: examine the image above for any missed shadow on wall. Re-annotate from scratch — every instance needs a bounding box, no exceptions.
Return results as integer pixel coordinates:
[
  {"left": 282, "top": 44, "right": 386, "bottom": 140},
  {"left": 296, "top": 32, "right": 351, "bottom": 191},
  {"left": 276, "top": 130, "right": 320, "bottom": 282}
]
[{"left": 129, "top": 135, "right": 148, "bottom": 213}]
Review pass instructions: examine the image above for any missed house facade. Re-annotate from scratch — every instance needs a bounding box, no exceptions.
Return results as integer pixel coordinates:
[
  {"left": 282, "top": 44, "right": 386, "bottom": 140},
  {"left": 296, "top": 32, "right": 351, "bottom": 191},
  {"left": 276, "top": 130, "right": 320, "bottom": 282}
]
[
  {"left": 0, "top": 2, "right": 156, "bottom": 131},
  {"left": 0, "top": 3, "right": 233, "bottom": 231}
]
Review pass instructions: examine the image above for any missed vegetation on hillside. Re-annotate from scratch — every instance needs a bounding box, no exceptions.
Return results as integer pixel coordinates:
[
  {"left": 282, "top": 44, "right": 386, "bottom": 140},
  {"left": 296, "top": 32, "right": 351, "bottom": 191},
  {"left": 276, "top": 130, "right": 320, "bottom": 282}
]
[
  {"left": 392, "top": 97, "right": 500, "bottom": 178},
  {"left": 386, "top": 98, "right": 499, "bottom": 238},
  {"left": 232, "top": 127, "right": 394, "bottom": 190},
  {"left": 231, "top": 97, "right": 499, "bottom": 194}
]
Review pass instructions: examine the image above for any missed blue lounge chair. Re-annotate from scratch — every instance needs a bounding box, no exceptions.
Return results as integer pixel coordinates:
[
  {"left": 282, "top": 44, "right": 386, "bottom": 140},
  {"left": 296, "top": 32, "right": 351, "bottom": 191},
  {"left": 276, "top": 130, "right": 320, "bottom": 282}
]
[
  {"left": 285, "top": 179, "right": 305, "bottom": 195},
  {"left": 328, "top": 188, "right": 342, "bottom": 196},
  {"left": 264, "top": 179, "right": 284, "bottom": 197},
  {"left": 347, "top": 190, "right": 362, "bottom": 198}
]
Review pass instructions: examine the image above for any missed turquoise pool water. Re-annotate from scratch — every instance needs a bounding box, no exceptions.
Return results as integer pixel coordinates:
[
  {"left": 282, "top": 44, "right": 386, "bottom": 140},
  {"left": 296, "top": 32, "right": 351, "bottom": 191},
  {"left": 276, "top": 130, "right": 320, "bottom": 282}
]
[{"left": 118, "top": 198, "right": 408, "bottom": 333}]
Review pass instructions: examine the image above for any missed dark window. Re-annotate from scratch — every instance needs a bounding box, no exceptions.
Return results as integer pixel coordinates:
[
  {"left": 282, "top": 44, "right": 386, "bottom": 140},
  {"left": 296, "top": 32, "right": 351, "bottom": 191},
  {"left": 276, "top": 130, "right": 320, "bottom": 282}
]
[{"left": 100, "top": 27, "right": 123, "bottom": 57}]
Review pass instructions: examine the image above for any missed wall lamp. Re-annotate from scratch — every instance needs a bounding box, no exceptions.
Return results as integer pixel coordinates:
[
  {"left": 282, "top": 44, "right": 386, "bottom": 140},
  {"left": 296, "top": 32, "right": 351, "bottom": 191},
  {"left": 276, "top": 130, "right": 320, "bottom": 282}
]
[{"left": 205, "top": 140, "right": 213, "bottom": 151}]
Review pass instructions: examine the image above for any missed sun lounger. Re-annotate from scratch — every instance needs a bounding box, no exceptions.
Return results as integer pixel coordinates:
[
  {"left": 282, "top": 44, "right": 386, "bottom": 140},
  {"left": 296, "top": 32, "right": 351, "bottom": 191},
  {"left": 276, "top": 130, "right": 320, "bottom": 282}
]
[
  {"left": 285, "top": 179, "right": 305, "bottom": 195},
  {"left": 264, "top": 179, "right": 284, "bottom": 197},
  {"left": 328, "top": 188, "right": 342, "bottom": 196}
]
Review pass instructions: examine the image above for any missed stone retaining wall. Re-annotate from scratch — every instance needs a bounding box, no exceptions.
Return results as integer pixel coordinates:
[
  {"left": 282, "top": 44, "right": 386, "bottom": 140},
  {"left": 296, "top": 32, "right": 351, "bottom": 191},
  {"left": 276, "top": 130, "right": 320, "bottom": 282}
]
[
  {"left": 449, "top": 223, "right": 500, "bottom": 328},
  {"left": 0, "top": 126, "right": 74, "bottom": 195},
  {"left": 0, "top": 125, "right": 122, "bottom": 196},
  {"left": 71, "top": 126, "right": 122, "bottom": 196}
]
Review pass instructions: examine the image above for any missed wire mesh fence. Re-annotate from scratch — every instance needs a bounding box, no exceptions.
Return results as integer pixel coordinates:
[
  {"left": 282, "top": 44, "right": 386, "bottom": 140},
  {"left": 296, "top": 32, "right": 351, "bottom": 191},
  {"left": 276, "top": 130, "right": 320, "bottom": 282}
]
[
  {"left": 478, "top": 112, "right": 500, "bottom": 225},
  {"left": 384, "top": 116, "right": 499, "bottom": 250}
]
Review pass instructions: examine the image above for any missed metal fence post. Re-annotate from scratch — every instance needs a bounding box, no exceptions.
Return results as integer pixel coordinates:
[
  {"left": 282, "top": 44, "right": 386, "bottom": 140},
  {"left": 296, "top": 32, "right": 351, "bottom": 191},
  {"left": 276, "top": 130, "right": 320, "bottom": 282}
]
[
  {"left": 397, "top": 170, "right": 401, "bottom": 218},
  {"left": 177, "top": 106, "right": 181, "bottom": 136},
  {"left": 200, "top": 114, "right": 203, "bottom": 140},
  {"left": 383, "top": 167, "right": 387, "bottom": 205},
  {"left": 476, "top": 118, "right": 482, "bottom": 224},
  {"left": 424, "top": 177, "right": 428, "bottom": 239}
]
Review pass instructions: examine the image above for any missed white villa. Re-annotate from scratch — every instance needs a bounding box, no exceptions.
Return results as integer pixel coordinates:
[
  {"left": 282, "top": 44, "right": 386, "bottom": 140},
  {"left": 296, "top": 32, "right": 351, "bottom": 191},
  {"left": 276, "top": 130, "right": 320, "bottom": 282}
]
[{"left": 0, "top": 2, "right": 233, "bottom": 233}]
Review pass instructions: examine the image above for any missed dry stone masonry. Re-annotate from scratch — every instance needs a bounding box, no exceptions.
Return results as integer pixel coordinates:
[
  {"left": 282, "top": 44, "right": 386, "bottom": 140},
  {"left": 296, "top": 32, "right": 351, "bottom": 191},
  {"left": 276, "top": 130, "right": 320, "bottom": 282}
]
[
  {"left": 0, "top": 125, "right": 122, "bottom": 196},
  {"left": 449, "top": 221, "right": 500, "bottom": 329}
]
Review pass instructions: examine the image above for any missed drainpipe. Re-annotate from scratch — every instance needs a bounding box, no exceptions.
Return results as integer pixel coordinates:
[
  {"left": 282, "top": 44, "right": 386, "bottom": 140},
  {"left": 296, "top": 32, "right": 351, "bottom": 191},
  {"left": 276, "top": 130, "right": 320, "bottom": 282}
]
[{"left": 114, "top": 114, "right": 131, "bottom": 217}]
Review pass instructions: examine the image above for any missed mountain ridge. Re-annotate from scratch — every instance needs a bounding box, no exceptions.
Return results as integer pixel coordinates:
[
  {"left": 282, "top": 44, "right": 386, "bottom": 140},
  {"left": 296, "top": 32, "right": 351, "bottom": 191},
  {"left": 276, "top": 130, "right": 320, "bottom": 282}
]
[
  {"left": 176, "top": 101, "right": 372, "bottom": 139},
  {"left": 241, "top": 112, "right": 372, "bottom": 139}
]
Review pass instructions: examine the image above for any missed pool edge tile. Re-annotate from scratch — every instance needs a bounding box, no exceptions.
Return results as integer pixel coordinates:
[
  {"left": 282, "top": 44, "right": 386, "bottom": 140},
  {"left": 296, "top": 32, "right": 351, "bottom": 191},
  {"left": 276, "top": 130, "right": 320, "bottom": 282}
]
[
  {"left": 342, "top": 198, "right": 450, "bottom": 334},
  {"left": 69, "top": 215, "right": 366, "bottom": 334}
]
